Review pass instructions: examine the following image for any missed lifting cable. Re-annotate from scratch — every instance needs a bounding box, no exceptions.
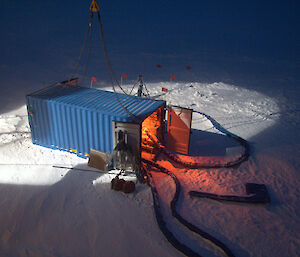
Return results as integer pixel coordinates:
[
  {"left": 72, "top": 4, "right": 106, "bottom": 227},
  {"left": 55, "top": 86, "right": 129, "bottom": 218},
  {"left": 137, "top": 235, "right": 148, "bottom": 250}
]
[
  {"left": 80, "top": 13, "right": 94, "bottom": 85},
  {"left": 94, "top": 7, "right": 129, "bottom": 95},
  {"left": 70, "top": 13, "right": 93, "bottom": 82},
  {"left": 93, "top": 1, "right": 153, "bottom": 113},
  {"left": 70, "top": 0, "right": 151, "bottom": 120},
  {"left": 70, "top": 0, "right": 128, "bottom": 95},
  {"left": 91, "top": 3, "right": 142, "bottom": 119}
]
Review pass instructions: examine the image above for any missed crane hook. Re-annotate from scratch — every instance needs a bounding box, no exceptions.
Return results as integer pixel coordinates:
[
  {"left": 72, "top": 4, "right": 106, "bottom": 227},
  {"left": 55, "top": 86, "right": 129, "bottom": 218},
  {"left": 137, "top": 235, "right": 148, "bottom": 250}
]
[{"left": 90, "top": 0, "right": 100, "bottom": 12}]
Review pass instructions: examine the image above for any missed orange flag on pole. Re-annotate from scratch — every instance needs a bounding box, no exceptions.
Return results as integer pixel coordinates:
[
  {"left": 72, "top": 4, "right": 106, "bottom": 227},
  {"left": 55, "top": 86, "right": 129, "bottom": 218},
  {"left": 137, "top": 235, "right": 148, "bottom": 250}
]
[{"left": 90, "top": 76, "right": 97, "bottom": 88}]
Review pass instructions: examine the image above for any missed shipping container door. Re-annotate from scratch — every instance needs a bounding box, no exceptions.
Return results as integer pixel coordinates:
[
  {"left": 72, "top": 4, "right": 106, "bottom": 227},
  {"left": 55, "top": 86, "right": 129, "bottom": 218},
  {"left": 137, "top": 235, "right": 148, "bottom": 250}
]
[{"left": 166, "top": 106, "right": 192, "bottom": 155}]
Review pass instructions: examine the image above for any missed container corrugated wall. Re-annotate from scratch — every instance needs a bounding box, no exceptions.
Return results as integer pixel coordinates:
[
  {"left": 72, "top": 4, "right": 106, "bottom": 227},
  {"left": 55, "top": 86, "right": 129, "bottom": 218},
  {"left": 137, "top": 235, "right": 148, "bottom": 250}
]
[{"left": 26, "top": 85, "right": 165, "bottom": 158}]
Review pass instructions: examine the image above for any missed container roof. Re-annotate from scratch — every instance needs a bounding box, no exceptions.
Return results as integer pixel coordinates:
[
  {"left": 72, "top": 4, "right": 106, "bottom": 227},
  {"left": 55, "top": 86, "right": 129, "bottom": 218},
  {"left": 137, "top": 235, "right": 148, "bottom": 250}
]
[{"left": 27, "top": 85, "right": 165, "bottom": 122}]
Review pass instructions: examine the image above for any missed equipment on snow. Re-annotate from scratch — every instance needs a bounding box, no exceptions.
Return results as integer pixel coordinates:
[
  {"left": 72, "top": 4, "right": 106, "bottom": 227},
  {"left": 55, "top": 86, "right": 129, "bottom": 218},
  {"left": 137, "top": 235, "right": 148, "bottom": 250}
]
[
  {"left": 111, "top": 176, "right": 126, "bottom": 191},
  {"left": 137, "top": 75, "right": 144, "bottom": 97},
  {"left": 111, "top": 175, "right": 136, "bottom": 193},
  {"left": 189, "top": 183, "right": 270, "bottom": 204},
  {"left": 108, "top": 130, "right": 138, "bottom": 171},
  {"left": 88, "top": 149, "right": 109, "bottom": 171},
  {"left": 122, "top": 181, "right": 136, "bottom": 193}
]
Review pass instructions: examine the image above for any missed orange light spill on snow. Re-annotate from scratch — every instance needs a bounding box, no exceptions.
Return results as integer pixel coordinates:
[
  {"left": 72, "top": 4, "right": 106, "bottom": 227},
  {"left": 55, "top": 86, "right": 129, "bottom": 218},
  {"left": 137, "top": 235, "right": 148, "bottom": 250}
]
[{"left": 141, "top": 106, "right": 164, "bottom": 155}]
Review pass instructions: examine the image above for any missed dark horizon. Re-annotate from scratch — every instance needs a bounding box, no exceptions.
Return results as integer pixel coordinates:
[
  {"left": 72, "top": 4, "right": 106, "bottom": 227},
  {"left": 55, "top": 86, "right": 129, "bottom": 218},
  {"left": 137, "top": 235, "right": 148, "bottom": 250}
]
[{"left": 0, "top": 0, "right": 299, "bottom": 93}]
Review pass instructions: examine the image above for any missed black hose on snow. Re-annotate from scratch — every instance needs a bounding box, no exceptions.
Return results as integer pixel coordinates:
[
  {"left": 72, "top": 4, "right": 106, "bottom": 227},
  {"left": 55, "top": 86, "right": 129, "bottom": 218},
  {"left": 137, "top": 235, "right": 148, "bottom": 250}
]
[
  {"left": 145, "top": 111, "right": 250, "bottom": 170},
  {"left": 143, "top": 159, "right": 236, "bottom": 257}
]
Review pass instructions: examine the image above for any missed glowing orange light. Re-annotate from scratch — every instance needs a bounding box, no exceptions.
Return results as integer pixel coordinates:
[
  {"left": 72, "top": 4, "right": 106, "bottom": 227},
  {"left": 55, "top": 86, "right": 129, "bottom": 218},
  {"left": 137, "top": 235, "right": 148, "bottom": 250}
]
[{"left": 141, "top": 106, "right": 164, "bottom": 154}]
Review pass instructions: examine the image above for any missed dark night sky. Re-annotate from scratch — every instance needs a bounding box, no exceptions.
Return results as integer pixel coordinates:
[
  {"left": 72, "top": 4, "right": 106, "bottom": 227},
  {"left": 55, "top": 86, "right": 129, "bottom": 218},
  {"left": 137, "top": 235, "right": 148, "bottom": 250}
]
[{"left": 0, "top": 0, "right": 299, "bottom": 90}]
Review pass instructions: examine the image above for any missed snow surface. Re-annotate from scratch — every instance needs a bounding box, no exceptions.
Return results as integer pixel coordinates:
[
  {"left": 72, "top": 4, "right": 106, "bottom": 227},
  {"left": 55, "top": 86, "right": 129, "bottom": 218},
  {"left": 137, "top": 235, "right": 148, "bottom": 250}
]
[
  {"left": 0, "top": 81, "right": 299, "bottom": 257},
  {"left": 1, "top": 1, "right": 300, "bottom": 255}
]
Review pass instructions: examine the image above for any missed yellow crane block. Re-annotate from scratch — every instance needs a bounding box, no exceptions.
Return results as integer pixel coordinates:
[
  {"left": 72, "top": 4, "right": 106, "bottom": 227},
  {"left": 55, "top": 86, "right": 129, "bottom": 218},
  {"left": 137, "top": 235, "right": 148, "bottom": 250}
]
[{"left": 90, "top": 0, "right": 100, "bottom": 12}]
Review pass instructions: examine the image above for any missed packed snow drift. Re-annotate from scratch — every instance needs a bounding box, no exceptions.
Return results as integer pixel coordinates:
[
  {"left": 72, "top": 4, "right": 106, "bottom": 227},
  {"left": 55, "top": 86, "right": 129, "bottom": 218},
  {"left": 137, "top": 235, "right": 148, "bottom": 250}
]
[{"left": 0, "top": 82, "right": 299, "bottom": 257}]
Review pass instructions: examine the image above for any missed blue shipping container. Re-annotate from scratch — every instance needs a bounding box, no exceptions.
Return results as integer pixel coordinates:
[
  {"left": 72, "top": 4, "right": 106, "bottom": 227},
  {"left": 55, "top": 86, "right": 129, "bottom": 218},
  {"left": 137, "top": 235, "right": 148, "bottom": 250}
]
[{"left": 26, "top": 85, "right": 166, "bottom": 158}]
